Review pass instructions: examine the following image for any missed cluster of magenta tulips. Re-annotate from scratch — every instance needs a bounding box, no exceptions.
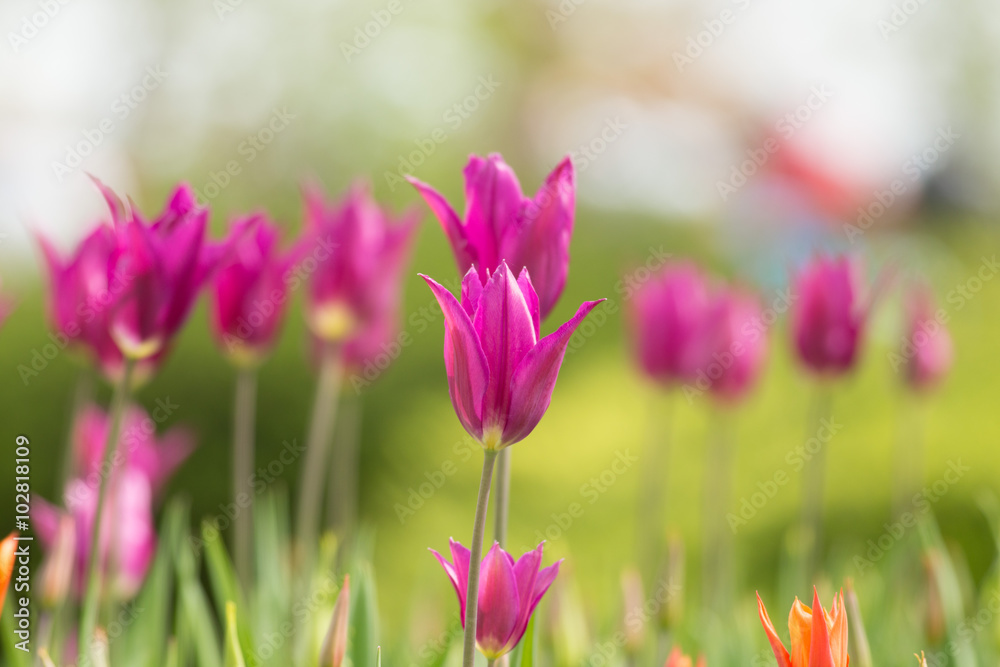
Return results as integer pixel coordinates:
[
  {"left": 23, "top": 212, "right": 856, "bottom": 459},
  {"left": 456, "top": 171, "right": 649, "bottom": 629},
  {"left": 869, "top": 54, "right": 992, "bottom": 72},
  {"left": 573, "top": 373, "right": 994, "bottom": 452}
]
[{"left": 0, "top": 148, "right": 962, "bottom": 667}]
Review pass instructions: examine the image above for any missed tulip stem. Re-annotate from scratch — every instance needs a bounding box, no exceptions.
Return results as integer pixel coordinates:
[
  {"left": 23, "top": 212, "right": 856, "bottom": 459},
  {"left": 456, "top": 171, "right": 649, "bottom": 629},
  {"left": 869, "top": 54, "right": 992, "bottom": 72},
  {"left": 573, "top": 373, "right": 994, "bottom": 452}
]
[
  {"left": 296, "top": 345, "right": 343, "bottom": 560},
  {"left": 800, "top": 386, "right": 832, "bottom": 583},
  {"left": 233, "top": 366, "right": 258, "bottom": 589},
  {"left": 464, "top": 449, "right": 499, "bottom": 667},
  {"left": 637, "top": 391, "right": 673, "bottom": 580},
  {"left": 702, "top": 407, "right": 733, "bottom": 614},
  {"left": 493, "top": 448, "right": 511, "bottom": 547},
  {"left": 79, "top": 358, "right": 134, "bottom": 664}
]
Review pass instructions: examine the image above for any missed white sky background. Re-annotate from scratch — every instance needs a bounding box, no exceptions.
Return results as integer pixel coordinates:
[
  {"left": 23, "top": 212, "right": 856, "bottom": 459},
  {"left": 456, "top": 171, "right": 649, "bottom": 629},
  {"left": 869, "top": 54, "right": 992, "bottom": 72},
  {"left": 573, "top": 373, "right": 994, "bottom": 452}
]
[{"left": 1, "top": 0, "right": 998, "bottom": 274}]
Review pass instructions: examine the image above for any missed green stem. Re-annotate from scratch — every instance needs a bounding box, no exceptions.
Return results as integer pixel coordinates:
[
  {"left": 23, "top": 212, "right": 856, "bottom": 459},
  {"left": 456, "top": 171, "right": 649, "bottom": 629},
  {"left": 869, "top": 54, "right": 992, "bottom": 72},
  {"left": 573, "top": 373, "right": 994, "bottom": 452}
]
[
  {"left": 327, "top": 394, "right": 361, "bottom": 536},
  {"left": 637, "top": 391, "right": 673, "bottom": 580},
  {"left": 78, "top": 359, "right": 134, "bottom": 663},
  {"left": 296, "top": 345, "right": 343, "bottom": 557},
  {"left": 493, "top": 448, "right": 511, "bottom": 548},
  {"left": 463, "top": 450, "right": 499, "bottom": 667},
  {"left": 800, "top": 386, "right": 832, "bottom": 583},
  {"left": 702, "top": 407, "right": 732, "bottom": 613},
  {"left": 233, "top": 366, "right": 258, "bottom": 589}
]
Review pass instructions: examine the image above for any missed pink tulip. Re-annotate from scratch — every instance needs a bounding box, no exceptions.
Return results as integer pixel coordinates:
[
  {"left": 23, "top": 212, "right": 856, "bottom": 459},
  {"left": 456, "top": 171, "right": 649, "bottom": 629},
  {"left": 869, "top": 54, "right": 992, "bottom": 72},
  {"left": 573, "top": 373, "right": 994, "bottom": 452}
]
[
  {"left": 72, "top": 403, "right": 194, "bottom": 496},
  {"left": 210, "top": 214, "right": 296, "bottom": 364},
  {"left": 791, "top": 254, "right": 875, "bottom": 376},
  {"left": 902, "top": 285, "right": 952, "bottom": 391},
  {"left": 33, "top": 469, "right": 156, "bottom": 600},
  {"left": 627, "top": 262, "right": 714, "bottom": 386},
  {"left": 97, "top": 180, "right": 230, "bottom": 360},
  {"left": 421, "top": 262, "right": 602, "bottom": 450},
  {"left": 38, "top": 224, "right": 130, "bottom": 377},
  {"left": 301, "top": 182, "right": 420, "bottom": 343},
  {"left": 701, "top": 289, "right": 768, "bottom": 403},
  {"left": 409, "top": 153, "right": 574, "bottom": 320},
  {"left": 432, "top": 539, "right": 560, "bottom": 659}
]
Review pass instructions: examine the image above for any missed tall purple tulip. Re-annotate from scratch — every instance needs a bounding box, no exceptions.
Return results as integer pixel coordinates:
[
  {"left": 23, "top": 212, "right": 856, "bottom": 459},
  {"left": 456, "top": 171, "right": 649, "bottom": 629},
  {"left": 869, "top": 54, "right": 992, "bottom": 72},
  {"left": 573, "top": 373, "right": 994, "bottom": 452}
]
[
  {"left": 422, "top": 262, "right": 602, "bottom": 450},
  {"left": 902, "top": 285, "right": 952, "bottom": 391},
  {"left": 210, "top": 214, "right": 295, "bottom": 365},
  {"left": 432, "top": 539, "right": 560, "bottom": 659},
  {"left": 627, "top": 262, "right": 714, "bottom": 386},
  {"left": 701, "top": 289, "right": 768, "bottom": 403},
  {"left": 33, "top": 469, "right": 156, "bottom": 600},
  {"left": 301, "top": 181, "right": 420, "bottom": 343},
  {"left": 791, "top": 255, "right": 873, "bottom": 376},
  {"left": 409, "top": 153, "right": 575, "bottom": 320},
  {"left": 99, "top": 180, "right": 229, "bottom": 360}
]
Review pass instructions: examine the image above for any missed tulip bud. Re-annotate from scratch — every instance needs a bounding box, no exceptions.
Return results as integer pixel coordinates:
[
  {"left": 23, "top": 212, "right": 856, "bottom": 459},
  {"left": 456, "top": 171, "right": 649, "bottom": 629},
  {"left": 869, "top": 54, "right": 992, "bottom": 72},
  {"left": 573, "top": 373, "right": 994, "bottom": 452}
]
[
  {"left": 902, "top": 285, "right": 952, "bottom": 391},
  {"left": 658, "top": 533, "right": 685, "bottom": 632},
  {"left": 39, "top": 516, "right": 74, "bottom": 607},
  {"left": 321, "top": 575, "right": 351, "bottom": 667},
  {"left": 922, "top": 555, "right": 946, "bottom": 645},
  {"left": 621, "top": 568, "right": 646, "bottom": 655},
  {"left": 90, "top": 628, "right": 110, "bottom": 667}
]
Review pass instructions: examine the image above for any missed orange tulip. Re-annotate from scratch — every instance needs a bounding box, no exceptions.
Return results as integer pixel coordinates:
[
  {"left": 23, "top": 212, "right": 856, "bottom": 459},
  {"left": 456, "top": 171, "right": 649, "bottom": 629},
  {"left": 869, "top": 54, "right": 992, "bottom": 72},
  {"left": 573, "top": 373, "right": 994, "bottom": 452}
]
[
  {"left": 757, "top": 588, "right": 849, "bottom": 667},
  {"left": 0, "top": 532, "right": 18, "bottom": 610},
  {"left": 664, "top": 647, "right": 706, "bottom": 667}
]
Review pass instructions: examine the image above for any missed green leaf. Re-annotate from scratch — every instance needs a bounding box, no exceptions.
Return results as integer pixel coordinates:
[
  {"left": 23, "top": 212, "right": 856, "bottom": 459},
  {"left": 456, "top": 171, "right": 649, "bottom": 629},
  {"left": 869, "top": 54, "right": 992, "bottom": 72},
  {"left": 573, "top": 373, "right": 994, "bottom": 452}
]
[
  {"left": 348, "top": 562, "right": 380, "bottom": 667},
  {"left": 202, "top": 521, "right": 253, "bottom": 657},
  {"left": 173, "top": 504, "right": 223, "bottom": 667},
  {"left": 225, "top": 602, "right": 248, "bottom": 667}
]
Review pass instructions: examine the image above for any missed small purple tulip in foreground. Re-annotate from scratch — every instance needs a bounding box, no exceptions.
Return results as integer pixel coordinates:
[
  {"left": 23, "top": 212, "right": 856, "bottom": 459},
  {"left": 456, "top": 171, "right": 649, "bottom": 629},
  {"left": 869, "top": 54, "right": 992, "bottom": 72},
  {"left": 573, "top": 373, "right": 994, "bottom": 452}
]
[
  {"left": 421, "top": 261, "right": 602, "bottom": 450},
  {"left": 432, "top": 539, "right": 560, "bottom": 659}
]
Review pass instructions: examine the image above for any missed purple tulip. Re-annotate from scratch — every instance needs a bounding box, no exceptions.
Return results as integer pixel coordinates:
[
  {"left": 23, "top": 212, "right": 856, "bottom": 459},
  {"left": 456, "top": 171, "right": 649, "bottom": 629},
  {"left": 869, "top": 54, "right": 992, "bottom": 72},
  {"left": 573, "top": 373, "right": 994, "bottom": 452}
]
[
  {"left": 98, "top": 180, "right": 229, "bottom": 360},
  {"left": 301, "top": 182, "right": 420, "bottom": 343},
  {"left": 701, "top": 289, "right": 768, "bottom": 403},
  {"left": 210, "top": 214, "right": 295, "bottom": 364},
  {"left": 902, "top": 285, "right": 952, "bottom": 391},
  {"left": 72, "top": 403, "right": 194, "bottom": 496},
  {"left": 627, "top": 262, "right": 714, "bottom": 386},
  {"left": 409, "top": 153, "right": 575, "bottom": 320},
  {"left": 791, "top": 255, "right": 874, "bottom": 376},
  {"left": 38, "top": 224, "right": 130, "bottom": 377},
  {"left": 432, "top": 539, "right": 560, "bottom": 659},
  {"left": 33, "top": 469, "right": 156, "bottom": 600},
  {"left": 421, "top": 262, "right": 602, "bottom": 450}
]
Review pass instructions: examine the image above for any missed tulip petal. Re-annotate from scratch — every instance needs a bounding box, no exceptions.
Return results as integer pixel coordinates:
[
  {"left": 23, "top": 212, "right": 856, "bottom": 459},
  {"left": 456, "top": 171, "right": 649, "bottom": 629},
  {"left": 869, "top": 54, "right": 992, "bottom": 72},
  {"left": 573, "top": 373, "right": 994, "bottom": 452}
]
[
  {"left": 407, "top": 176, "right": 476, "bottom": 272},
  {"left": 788, "top": 598, "right": 813, "bottom": 667},
  {"left": 474, "top": 263, "right": 538, "bottom": 436},
  {"left": 756, "top": 593, "right": 791, "bottom": 667},
  {"left": 463, "top": 155, "right": 523, "bottom": 275},
  {"left": 460, "top": 267, "right": 483, "bottom": 318},
  {"left": 477, "top": 543, "right": 520, "bottom": 657},
  {"left": 507, "top": 156, "right": 574, "bottom": 319},
  {"left": 828, "top": 591, "right": 848, "bottom": 667},
  {"left": 808, "top": 589, "right": 836, "bottom": 667},
  {"left": 505, "top": 544, "right": 543, "bottom": 650},
  {"left": 502, "top": 299, "right": 603, "bottom": 445},
  {"left": 421, "top": 274, "right": 489, "bottom": 440},
  {"left": 516, "top": 268, "right": 540, "bottom": 339}
]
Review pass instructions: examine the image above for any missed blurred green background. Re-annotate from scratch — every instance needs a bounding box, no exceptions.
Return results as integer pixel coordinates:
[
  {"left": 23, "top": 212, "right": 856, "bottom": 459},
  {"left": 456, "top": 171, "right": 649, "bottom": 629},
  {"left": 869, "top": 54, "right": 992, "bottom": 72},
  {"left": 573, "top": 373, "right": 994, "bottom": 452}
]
[{"left": 2, "top": 0, "right": 1000, "bottom": 658}]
